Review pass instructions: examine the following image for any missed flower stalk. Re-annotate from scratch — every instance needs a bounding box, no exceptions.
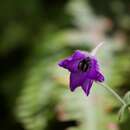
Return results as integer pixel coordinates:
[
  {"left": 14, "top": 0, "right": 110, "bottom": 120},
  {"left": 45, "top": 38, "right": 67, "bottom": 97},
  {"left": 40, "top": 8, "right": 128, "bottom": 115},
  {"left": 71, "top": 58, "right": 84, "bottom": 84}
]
[{"left": 99, "top": 82, "right": 126, "bottom": 106}]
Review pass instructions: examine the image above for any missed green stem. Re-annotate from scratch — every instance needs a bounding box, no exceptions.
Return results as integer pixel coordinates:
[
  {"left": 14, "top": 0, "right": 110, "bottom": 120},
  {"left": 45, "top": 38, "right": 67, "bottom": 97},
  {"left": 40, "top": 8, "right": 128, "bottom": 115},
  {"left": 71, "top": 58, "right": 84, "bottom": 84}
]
[{"left": 98, "top": 82, "right": 126, "bottom": 106}]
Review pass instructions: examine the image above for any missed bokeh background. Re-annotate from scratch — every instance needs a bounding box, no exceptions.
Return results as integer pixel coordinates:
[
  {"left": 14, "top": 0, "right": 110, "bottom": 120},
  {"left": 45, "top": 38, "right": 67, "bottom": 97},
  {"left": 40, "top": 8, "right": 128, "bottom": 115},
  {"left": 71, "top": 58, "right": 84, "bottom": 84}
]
[{"left": 0, "top": 0, "right": 130, "bottom": 130}]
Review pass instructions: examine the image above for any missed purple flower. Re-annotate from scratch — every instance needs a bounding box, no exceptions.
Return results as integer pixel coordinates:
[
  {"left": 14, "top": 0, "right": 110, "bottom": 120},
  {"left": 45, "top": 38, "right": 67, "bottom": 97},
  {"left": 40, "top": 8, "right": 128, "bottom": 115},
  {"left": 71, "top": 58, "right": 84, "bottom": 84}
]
[{"left": 58, "top": 43, "right": 104, "bottom": 96}]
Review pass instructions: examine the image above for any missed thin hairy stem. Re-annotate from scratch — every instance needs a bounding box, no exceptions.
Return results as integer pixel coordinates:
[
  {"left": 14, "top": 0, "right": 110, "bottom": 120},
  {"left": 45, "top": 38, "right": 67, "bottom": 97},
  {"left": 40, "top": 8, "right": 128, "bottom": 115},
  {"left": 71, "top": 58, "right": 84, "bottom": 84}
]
[{"left": 98, "top": 82, "right": 126, "bottom": 106}]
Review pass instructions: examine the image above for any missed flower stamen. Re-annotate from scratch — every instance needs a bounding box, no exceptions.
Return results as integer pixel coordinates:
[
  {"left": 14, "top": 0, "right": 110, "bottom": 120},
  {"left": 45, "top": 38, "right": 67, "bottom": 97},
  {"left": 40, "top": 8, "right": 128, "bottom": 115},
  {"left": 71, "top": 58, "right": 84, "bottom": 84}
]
[{"left": 78, "top": 58, "right": 91, "bottom": 72}]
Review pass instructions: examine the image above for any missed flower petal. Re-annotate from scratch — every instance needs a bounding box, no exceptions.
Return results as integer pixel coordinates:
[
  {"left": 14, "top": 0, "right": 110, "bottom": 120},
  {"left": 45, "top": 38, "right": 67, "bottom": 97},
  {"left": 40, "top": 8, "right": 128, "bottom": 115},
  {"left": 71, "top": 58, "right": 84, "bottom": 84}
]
[
  {"left": 84, "top": 59, "right": 98, "bottom": 78},
  {"left": 70, "top": 72, "right": 86, "bottom": 91},
  {"left": 84, "top": 58, "right": 104, "bottom": 82},
  {"left": 82, "top": 79, "right": 93, "bottom": 96},
  {"left": 86, "top": 70, "right": 104, "bottom": 82},
  {"left": 59, "top": 50, "right": 87, "bottom": 72},
  {"left": 72, "top": 50, "right": 87, "bottom": 60},
  {"left": 58, "top": 58, "right": 70, "bottom": 69},
  {"left": 58, "top": 58, "right": 79, "bottom": 72},
  {"left": 96, "top": 71, "right": 104, "bottom": 82}
]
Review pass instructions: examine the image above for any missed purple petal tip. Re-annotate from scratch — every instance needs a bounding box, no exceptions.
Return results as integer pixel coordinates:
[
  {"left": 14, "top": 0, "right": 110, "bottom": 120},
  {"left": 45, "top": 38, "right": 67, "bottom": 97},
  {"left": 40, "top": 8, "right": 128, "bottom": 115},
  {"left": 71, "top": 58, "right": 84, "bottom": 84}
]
[{"left": 58, "top": 61, "right": 63, "bottom": 67}]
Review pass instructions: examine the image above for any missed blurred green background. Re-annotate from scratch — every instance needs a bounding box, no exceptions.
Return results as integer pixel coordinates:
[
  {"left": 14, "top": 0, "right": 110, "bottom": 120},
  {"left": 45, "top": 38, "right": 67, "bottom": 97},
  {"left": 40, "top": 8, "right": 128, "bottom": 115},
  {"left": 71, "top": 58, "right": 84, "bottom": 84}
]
[{"left": 0, "top": 0, "right": 130, "bottom": 130}]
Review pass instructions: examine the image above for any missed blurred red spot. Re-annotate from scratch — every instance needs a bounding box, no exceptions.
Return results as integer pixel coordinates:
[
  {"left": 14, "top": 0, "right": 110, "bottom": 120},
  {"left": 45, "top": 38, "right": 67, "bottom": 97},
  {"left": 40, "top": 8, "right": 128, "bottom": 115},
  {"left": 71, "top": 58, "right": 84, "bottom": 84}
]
[{"left": 107, "top": 123, "right": 119, "bottom": 130}]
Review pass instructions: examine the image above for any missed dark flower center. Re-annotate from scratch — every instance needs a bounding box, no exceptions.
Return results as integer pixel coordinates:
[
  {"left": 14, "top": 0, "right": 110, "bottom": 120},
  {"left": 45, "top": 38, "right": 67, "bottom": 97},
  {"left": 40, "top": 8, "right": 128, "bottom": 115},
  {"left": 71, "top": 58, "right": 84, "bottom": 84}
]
[{"left": 78, "top": 58, "right": 91, "bottom": 72}]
